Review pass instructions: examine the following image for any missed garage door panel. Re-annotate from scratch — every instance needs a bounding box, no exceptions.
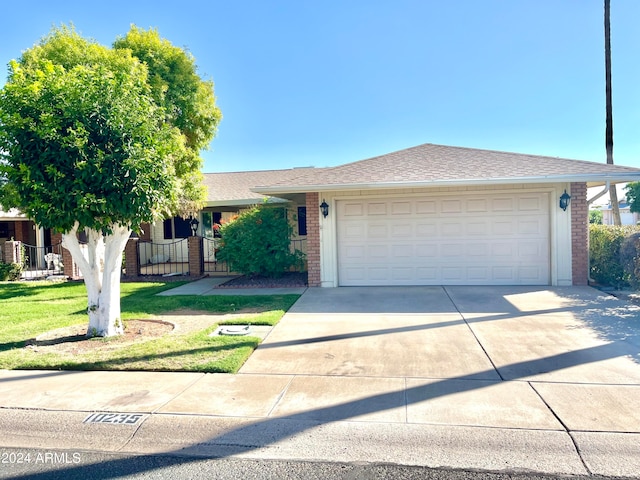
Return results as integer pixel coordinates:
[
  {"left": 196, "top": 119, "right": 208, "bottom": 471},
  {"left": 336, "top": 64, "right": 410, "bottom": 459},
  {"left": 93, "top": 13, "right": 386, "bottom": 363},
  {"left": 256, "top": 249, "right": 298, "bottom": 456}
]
[
  {"left": 368, "top": 202, "right": 387, "bottom": 215},
  {"left": 416, "top": 201, "right": 437, "bottom": 214},
  {"left": 392, "top": 201, "right": 412, "bottom": 215},
  {"left": 467, "top": 220, "right": 489, "bottom": 235},
  {"left": 337, "top": 194, "right": 550, "bottom": 286},
  {"left": 391, "top": 223, "right": 413, "bottom": 237},
  {"left": 342, "top": 202, "right": 364, "bottom": 216},
  {"left": 416, "top": 222, "right": 437, "bottom": 236},
  {"left": 467, "top": 198, "right": 489, "bottom": 212},
  {"left": 442, "top": 199, "right": 463, "bottom": 213}
]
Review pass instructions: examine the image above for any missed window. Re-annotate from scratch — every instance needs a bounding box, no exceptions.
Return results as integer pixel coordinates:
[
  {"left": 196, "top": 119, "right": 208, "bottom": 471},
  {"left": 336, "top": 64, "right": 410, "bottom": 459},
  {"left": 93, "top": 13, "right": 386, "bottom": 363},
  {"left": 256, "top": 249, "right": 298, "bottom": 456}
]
[
  {"left": 163, "top": 219, "right": 173, "bottom": 240},
  {"left": 174, "top": 217, "right": 192, "bottom": 238},
  {"left": 297, "top": 206, "right": 307, "bottom": 236},
  {"left": 163, "top": 216, "right": 193, "bottom": 239},
  {"left": 0, "top": 222, "right": 16, "bottom": 239},
  {"left": 201, "top": 211, "right": 223, "bottom": 238}
]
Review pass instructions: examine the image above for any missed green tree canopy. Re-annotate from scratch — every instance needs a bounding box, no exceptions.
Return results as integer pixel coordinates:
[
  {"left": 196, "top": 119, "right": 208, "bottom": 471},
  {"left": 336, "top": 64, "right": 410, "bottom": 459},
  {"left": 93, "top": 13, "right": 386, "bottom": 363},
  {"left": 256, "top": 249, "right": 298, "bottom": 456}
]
[
  {"left": 0, "top": 25, "right": 221, "bottom": 336},
  {"left": 625, "top": 182, "right": 640, "bottom": 214},
  {"left": 114, "top": 26, "right": 221, "bottom": 215}
]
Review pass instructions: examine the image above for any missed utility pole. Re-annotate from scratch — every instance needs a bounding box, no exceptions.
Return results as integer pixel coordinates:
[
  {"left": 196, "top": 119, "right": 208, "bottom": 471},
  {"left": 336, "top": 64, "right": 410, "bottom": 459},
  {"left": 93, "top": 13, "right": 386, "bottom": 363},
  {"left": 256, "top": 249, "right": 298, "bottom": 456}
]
[{"left": 605, "top": 0, "right": 622, "bottom": 225}]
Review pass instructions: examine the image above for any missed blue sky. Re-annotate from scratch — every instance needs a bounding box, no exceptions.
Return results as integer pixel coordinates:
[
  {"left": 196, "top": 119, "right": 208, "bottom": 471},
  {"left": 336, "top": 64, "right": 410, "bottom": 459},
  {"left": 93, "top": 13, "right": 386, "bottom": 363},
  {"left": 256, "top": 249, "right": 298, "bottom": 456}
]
[{"left": 2, "top": 0, "right": 639, "bottom": 173}]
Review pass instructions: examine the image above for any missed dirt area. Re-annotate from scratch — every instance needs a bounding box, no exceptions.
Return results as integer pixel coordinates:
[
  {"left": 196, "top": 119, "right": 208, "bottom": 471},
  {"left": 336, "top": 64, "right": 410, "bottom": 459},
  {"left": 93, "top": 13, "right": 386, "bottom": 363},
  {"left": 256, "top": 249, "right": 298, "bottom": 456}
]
[
  {"left": 216, "top": 271, "right": 307, "bottom": 288},
  {"left": 25, "top": 308, "right": 263, "bottom": 355}
]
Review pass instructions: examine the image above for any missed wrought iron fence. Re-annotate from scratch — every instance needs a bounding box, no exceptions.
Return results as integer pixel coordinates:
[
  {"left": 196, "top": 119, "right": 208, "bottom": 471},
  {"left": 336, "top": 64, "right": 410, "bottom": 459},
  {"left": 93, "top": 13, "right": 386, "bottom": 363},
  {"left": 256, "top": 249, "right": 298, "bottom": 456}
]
[
  {"left": 137, "top": 239, "right": 189, "bottom": 276},
  {"left": 202, "top": 237, "right": 230, "bottom": 274},
  {"left": 202, "top": 237, "right": 308, "bottom": 274},
  {"left": 21, "top": 242, "right": 64, "bottom": 279}
]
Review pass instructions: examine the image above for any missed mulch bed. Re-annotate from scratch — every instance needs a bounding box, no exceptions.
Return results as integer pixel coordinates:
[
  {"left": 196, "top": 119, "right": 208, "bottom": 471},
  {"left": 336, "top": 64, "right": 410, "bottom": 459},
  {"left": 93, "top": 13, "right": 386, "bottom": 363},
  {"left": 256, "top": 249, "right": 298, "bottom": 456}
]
[{"left": 215, "top": 272, "right": 308, "bottom": 289}]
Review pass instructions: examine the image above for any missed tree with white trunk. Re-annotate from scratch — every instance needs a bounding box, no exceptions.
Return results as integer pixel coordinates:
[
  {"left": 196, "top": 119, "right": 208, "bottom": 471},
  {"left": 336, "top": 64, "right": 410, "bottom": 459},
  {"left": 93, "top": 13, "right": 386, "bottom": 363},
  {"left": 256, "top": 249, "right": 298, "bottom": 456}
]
[{"left": 0, "top": 26, "right": 221, "bottom": 336}]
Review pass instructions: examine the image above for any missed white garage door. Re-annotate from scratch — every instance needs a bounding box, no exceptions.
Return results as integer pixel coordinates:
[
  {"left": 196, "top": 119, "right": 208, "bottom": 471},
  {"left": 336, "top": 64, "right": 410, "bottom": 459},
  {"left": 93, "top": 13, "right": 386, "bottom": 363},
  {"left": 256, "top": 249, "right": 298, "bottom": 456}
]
[{"left": 337, "top": 193, "right": 550, "bottom": 286}]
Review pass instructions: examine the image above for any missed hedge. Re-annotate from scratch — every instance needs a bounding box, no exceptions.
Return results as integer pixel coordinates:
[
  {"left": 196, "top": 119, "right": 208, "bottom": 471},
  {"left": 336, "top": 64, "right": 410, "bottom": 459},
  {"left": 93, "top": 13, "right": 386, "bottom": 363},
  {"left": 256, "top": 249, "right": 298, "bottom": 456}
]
[
  {"left": 589, "top": 224, "right": 640, "bottom": 288},
  {"left": 0, "top": 262, "right": 22, "bottom": 281}
]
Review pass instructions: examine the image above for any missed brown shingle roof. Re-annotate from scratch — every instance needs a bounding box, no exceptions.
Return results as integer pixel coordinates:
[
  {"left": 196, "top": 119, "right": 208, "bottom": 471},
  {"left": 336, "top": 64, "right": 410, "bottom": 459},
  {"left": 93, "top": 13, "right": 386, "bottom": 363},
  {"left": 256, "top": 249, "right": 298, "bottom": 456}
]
[
  {"left": 252, "top": 143, "right": 640, "bottom": 193},
  {"left": 203, "top": 167, "right": 317, "bottom": 204}
]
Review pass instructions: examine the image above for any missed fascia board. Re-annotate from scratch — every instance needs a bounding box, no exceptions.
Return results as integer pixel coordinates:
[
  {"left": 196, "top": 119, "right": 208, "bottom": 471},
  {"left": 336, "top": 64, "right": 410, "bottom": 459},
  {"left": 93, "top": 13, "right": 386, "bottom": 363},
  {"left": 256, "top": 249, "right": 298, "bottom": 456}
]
[{"left": 252, "top": 173, "right": 640, "bottom": 195}]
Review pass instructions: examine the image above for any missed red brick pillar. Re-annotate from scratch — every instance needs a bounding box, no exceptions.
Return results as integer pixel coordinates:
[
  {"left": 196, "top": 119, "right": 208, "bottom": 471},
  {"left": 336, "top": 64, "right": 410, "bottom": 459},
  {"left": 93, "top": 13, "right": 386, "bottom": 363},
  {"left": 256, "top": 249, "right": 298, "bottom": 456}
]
[
  {"left": 124, "top": 238, "right": 140, "bottom": 278},
  {"left": 139, "top": 223, "right": 152, "bottom": 241},
  {"left": 50, "top": 231, "right": 62, "bottom": 246},
  {"left": 3, "top": 241, "right": 21, "bottom": 264},
  {"left": 306, "top": 192, "right": 321, "bottom": 287},
  {"left": 570, "top": 182, "right": 588, "bottom": 285},
  {"left": 61, "top": 246, "right": 81, "bottom": 279},
  {"left": 53, "top": 232, "right": 82, "bottom": 280},
  {"left": 188, "top": 235, "right": 203, "bottom": 277}
]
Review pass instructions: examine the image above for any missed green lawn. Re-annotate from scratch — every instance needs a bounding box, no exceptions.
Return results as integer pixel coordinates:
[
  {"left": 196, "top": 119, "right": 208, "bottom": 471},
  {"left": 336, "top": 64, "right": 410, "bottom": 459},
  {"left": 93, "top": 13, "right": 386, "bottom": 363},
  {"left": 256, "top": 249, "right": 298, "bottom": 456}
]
[{"left": 0, "top": 281, "right": 299, "bottom": 373}]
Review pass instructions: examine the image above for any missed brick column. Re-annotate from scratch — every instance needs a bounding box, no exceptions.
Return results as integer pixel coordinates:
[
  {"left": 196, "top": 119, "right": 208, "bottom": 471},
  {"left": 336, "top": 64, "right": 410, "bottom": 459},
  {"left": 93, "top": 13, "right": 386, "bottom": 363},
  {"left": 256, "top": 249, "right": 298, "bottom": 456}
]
[
  {"left": 570, "top": 182, "right": 588, "bottom": 285},
  {"left": 139, "top": 223, "right": 152, "bottom": 241},
  {"left": 50, "top": 231, "right": 63, "bottom": 246},
  {"left": 188, "top": 235, "right": 203, "bottom": 277},
  {"left": 124, "top": 238, "right": 140, "bottom": 278},
  {"left": 53, "top": 231, "right": 82, "bottom": 280},
  {"left": 306, "top": 192, "right": 321, "bottom": 287},
  {"left": 60, "top": 247, "right": 81, "bottom": 279},
  {"left": 3, "top": 241, "right": 21, "bottom": 264}
]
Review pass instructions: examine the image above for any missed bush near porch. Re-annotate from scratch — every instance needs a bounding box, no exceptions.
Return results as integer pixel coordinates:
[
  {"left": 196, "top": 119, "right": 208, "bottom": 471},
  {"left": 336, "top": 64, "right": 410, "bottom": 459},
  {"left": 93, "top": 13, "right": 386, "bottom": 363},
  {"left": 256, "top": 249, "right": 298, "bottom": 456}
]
[
  {"left": 216, "top": 205, "right": 305, "bottom": 278},
  {"left": 590, "top": 224, "right": 640, "bottom": 289}
]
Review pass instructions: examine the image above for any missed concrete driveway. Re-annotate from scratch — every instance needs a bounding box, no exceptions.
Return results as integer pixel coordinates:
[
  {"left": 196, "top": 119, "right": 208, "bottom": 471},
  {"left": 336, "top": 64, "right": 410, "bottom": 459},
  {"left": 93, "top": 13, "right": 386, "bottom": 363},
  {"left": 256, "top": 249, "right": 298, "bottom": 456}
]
[
  {"left": 241, "top": 285, "right": 640, "bottom": 382},
  {"left": 240, "top": 286, "right": 640, "bottom": 447}
]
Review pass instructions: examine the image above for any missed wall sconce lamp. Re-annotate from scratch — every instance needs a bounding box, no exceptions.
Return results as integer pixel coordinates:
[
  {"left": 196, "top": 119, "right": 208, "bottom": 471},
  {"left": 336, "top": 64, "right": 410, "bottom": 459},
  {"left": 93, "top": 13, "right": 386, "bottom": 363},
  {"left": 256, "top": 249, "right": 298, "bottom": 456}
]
[
  {"left": 559, "top": 190, "right": 571, "bottom": 211},
  {"left": 190, "top": 217, "right": 200, "bottom": 236},
  {"left": 319, "top": 199, "right": 329, "bottom": 218}
]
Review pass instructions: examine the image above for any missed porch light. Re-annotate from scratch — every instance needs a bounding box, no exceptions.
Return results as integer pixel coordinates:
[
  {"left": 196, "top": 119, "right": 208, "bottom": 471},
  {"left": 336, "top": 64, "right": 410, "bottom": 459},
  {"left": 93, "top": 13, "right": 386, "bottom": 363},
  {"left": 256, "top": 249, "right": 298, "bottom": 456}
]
[
  {"left": 190, "top": 217, "right": 200, "bottom": 236},
  {"left": 320, "top": 199, "right": 329, "bottom": 218},
  {"left": 559, "top": 190, "right": 571, "bottom": 211}
]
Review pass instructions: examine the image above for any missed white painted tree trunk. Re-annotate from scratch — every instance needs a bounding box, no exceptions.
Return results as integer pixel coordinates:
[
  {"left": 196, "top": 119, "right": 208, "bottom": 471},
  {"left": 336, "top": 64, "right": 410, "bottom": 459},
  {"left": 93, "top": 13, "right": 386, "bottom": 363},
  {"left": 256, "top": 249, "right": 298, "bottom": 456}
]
[{"left": 61, "top": 223, "right": 132, "bottom": 337}]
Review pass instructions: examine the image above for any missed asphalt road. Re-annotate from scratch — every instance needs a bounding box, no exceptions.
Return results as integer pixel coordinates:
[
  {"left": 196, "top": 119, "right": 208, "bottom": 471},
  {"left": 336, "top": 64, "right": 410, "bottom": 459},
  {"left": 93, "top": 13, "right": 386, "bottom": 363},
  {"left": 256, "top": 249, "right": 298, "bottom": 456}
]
[{"left": 0, "top": 448, "right": 630, "bottom": 480}]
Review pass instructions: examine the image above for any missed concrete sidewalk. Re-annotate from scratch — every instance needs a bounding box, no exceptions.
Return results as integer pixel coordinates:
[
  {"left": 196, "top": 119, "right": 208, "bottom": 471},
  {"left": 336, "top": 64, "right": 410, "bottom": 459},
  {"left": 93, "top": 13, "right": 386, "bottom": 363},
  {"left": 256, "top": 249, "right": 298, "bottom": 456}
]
[
  {"left": 156, "top": 276, "right": 307, "bottom": 296},
  {"left": 1, "top": 285, "right": 640, "bottom": 477}
]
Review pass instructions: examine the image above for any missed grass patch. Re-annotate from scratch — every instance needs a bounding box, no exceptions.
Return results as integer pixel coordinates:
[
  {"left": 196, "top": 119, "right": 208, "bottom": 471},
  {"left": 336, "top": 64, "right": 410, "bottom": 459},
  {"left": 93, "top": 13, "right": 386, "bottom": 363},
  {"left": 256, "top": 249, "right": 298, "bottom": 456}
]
[{"left": 0, "top": 280, "right": 299, "bottom": 373}]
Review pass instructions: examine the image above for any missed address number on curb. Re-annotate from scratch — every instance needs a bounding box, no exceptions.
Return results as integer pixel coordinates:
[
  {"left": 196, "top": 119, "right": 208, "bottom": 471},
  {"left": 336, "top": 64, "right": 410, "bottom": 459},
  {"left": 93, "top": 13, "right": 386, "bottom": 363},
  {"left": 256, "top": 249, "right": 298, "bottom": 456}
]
[{"left": 83, "top": 413, "right": 144, "bottom": 425}]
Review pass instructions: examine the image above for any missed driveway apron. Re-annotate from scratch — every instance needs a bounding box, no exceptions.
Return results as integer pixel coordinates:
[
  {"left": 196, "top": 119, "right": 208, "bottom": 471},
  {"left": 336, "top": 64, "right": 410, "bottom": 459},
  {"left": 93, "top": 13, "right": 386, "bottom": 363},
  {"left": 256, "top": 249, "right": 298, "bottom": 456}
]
[{"left": 241, "top": 286, "right": 500, "bottom": 379}]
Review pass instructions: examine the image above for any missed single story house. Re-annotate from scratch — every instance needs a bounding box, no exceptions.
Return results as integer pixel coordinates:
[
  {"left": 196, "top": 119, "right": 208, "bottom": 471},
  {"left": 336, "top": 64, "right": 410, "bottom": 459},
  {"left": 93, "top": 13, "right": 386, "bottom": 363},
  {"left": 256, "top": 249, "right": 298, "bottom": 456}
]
[
  {"left": 7, "top": 142, "right": 640, "bottom": 285},
  {"left": 251, "top": 143, "right": 640, "bottom": 287}
]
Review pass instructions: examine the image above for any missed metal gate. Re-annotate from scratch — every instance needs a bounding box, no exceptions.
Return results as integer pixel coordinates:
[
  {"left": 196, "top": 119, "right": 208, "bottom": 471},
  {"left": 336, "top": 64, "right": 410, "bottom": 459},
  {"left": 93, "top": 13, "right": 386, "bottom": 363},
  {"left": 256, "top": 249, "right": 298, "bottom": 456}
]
[
  {"left": 137, "top": 239, "right": 189, "bottom": 276},
  {"left": 21, "top": 243, "right": 64, "bottom": 279}
]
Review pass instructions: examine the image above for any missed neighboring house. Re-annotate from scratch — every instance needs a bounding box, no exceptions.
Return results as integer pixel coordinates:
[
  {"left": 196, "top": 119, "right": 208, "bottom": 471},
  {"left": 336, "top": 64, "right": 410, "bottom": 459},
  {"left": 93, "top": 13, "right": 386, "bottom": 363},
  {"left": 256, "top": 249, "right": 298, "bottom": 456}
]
[
  {"left": 600, "top": 201, "right": 640, "bottom": 225},
  {"left": 588, "top": 183, "right": 640, "bottom": 225},
  {"left": 0, "top": 208, "right": 58, "bottom": 268},
  {"left": 252, "top": 143, "right": 640, "bottom": 287}
]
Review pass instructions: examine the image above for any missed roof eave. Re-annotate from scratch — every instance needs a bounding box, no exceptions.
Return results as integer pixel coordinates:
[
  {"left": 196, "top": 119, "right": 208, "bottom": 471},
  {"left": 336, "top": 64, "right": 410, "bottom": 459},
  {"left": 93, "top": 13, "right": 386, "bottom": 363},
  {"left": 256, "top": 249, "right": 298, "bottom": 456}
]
[
  {"left": 252, "top": 173, "right": 640, "bottom": 195},
  {"left": 204, "top": 197, "right": 289, "bottom": 208}
]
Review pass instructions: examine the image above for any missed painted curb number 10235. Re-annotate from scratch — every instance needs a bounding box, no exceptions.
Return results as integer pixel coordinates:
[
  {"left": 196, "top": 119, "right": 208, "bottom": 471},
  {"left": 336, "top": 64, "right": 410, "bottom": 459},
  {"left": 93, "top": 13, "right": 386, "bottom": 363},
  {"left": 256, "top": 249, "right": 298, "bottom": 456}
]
[{"left": 83, "top": 413, "right": 144, "bottom": 425}]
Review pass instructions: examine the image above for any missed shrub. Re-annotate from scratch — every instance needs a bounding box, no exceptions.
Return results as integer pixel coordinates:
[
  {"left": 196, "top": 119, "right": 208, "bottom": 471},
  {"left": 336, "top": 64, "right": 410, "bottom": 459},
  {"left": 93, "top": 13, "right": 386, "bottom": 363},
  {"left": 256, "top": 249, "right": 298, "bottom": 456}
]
[
  {"left": 589, "top": 210, "right": 603, "bottom": 224},
  {"left": 589, "top": 224, "right": 640, "bottom": 288},
  {"left": 216, "top": 205, "right": 305, "bottom": 278},
  {"left": 620, "top": 232, "right": 640, "bottom": 290},
  {"left": 0, "top": 262, "right": 23, "bottom": 281}
]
